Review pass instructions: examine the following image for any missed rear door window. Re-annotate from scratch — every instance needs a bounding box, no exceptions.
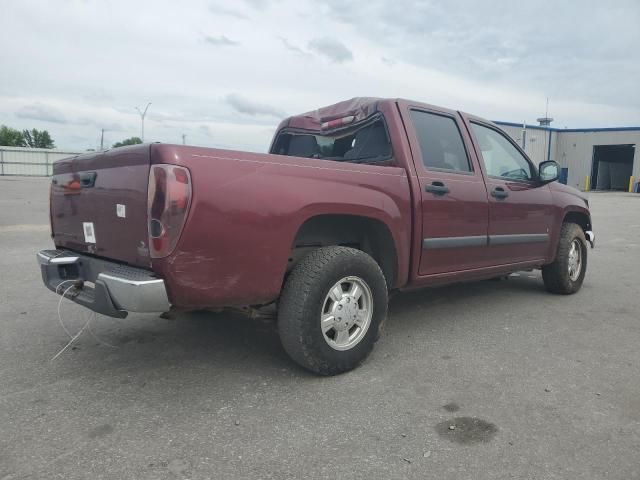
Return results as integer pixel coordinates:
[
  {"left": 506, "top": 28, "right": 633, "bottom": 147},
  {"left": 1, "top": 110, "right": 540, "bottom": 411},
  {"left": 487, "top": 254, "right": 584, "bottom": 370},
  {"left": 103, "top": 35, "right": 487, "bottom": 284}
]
[{"left": 410, "top": 110, "right": 472, "bottom": 173}]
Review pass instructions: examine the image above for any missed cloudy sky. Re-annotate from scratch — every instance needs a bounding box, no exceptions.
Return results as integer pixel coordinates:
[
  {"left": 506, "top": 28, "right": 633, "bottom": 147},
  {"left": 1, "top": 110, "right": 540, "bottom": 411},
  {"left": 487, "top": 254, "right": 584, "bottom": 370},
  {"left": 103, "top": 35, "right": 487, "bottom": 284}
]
[{"left": 1, "top": 0, "right": 638, "bottom": 151}]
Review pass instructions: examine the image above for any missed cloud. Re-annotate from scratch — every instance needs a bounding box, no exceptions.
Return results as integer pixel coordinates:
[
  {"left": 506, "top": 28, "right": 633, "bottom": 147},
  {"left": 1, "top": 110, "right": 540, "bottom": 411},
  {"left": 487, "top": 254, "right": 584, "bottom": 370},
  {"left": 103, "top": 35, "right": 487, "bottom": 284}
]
[
  {"left": 278, "top": 37, "right": 309, "bottom": 56},
  {"left": 225, "top": 94, "right": 286, "bottom": 118},
  {"left": 319, "top": 0, "right": 640, "bottom": 111},
  {"left": 308, "top": 37, "right": 353, "bottom": 63},
  {"left": 15, "top": 103, "right": 67, "bottom": 124},
  {"left": 242, "top": 0, "right": 271, "bottom": 8},
  {"left": 204, "top": 35, "right": 239, "bottom": 46},
  {"left": 83, "top": 90, "right": 115, "bottom": 104},
  {"left": 199, "top": 125, "right": 214, "bottom": 137},
  {"left": 208, "top": 4, "right": 248, "bottom": 19},
  {"left": 77, "top": 117, "right": 123, "bottom": 132}
]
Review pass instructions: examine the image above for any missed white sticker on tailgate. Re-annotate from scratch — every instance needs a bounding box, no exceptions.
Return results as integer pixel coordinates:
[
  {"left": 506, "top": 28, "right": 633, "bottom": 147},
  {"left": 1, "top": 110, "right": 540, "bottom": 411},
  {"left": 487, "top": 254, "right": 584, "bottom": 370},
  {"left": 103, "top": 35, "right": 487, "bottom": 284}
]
[
  {"left": 83, "top": 222, "right": 96, "bottom": 243},
  {"left": 116, "top": 204, "right": 126, "bottom": 218}
]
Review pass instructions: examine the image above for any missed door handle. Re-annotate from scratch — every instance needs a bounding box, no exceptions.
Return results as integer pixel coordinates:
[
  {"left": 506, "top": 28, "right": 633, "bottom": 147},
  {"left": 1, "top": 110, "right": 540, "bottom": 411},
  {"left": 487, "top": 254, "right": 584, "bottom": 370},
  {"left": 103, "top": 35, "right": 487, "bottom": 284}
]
[
  {"left": 425, "top": 181, "right": 450, "bottom": 196},
  {"left": 491, "top": 187, "right": 509, "bottom": 199},
  {"left": 79, "top": 172, "right": 97, "bottom": 188}
]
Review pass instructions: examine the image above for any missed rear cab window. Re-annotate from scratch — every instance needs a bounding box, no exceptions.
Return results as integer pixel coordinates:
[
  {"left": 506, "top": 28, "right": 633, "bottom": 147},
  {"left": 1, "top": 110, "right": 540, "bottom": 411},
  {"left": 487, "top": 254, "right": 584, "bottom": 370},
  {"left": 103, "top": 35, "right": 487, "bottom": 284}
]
[{"left": 271, "top": 117, "right": 393, "bottom": 165}]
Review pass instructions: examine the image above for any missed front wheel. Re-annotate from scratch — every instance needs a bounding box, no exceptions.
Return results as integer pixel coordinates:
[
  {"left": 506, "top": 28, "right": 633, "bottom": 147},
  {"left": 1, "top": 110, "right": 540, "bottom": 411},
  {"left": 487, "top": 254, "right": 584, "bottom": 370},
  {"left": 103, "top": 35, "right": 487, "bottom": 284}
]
[
  {"left": 542, "top": 222, "right": 588, "bottom": 294},
  {"left": 278, "top": 246, "right": 388, "bottom": 375}
]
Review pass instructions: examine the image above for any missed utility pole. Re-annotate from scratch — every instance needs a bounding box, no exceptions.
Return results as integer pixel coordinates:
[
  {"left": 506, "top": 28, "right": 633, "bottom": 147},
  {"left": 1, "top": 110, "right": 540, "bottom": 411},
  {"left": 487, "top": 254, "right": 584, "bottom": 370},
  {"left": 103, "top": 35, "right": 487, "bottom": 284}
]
[
  {"left": 537, "top": 97, "right": 553, "bottom": 162},
  {"left": 182, "top": 134, "right": 186, "bottom": 145},
  {"left": 100, "top": 128, "right": 104, "bottom": 151},
  {"left": 135, "top": 102, "right": 152, "bottom": 142}
]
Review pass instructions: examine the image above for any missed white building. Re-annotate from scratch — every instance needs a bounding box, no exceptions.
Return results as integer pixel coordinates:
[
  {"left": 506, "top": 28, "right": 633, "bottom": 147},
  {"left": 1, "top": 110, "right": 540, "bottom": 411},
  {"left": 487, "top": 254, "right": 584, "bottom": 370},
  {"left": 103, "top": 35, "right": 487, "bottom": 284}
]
[{"left": 496, "top": 121, "right": 639, "bottom": 192}]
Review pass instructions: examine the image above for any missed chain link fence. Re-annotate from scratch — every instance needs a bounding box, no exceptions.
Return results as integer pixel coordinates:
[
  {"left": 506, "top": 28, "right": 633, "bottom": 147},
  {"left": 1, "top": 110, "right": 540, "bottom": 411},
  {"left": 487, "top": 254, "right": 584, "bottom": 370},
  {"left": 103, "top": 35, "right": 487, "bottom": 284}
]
[{"left": 0, "top": 146, "right": 82, "bottom": 177}]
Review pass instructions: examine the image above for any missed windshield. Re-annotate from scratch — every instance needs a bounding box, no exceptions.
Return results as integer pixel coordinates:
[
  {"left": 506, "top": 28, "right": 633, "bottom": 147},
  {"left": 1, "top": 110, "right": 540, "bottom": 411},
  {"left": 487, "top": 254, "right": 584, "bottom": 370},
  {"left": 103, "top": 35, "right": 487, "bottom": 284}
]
[{"left": 271, "top": 119, "right": 392, "bottom": 164}]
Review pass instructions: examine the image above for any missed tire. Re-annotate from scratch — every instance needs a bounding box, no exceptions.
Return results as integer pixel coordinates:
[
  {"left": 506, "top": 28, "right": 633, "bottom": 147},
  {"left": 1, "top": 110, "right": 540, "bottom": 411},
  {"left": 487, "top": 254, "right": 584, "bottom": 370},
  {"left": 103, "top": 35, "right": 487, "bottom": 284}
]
[
  {"left": 542, "top": 222, "right": 588, "bottom": 294},
  {"left": 278, "top": 246, "right": 388, "bottom": 375}
]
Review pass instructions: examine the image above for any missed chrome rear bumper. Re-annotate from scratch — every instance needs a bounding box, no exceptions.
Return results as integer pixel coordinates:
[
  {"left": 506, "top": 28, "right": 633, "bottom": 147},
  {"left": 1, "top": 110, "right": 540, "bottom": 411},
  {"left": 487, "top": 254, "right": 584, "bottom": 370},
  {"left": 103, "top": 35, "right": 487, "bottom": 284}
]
[{"left": 37, "top": 249, "right": 170, "bottom": 318}]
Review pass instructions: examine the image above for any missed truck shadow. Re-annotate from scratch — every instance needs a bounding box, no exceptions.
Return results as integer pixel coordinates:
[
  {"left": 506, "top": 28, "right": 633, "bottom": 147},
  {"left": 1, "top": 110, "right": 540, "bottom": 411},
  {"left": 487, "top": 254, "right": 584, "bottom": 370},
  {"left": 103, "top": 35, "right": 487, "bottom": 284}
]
[
  {"left": 389, "top": 273, "right": 546, "bottom": 319},
  {"left": 54, "top": 273, "right": 547, "bottom": 382},
  {"left": 106, "top": 308, "right": 291, "bottom": 371}
]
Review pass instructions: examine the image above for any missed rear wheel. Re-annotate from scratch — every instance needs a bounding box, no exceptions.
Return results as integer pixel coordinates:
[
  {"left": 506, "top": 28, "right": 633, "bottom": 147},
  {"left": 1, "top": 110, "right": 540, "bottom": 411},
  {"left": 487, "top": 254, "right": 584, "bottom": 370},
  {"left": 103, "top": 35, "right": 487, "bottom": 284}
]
[
  {"left": 542, "top": 222, "right": 588, "bottom": 294},
  {"left": 278, "top": 246, "right": 388, "bottom": 375}
]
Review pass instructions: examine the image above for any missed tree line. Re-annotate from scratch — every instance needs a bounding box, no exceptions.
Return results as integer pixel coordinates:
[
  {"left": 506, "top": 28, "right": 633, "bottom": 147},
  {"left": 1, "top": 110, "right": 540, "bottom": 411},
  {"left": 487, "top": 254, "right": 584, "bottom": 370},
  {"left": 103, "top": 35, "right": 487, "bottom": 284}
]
[
  {"left": 112, "top": 137, "right": 142, "bottom": 148},
  {"left": 0, "top": 125, "right": 56, "bottom": 149},
  {"left": 1, "top": 124, "right": 144, "bottom": 150}
]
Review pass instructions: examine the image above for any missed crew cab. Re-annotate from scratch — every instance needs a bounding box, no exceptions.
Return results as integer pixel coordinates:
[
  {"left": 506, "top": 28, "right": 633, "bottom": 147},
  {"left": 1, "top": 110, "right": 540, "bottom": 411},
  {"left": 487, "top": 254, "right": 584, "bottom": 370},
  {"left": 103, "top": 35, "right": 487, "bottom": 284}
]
[{"left": 38, "top": 97, "right": 594, "bottom": 375}]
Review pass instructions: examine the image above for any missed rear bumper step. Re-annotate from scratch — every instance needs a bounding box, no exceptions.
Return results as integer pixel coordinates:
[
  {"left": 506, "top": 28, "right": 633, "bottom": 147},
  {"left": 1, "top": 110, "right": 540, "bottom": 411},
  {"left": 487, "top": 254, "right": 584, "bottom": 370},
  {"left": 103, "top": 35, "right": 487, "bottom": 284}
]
[{"left": 37, "top": 249, "right": 170, "bottom": 318}]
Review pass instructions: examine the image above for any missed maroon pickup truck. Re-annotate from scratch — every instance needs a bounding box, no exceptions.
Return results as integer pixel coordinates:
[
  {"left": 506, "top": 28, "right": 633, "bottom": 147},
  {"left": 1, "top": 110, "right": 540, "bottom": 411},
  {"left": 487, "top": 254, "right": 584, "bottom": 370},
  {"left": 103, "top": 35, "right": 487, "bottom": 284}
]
[{"left": 38, "top": 97, "right": 594, "bottom": 375}]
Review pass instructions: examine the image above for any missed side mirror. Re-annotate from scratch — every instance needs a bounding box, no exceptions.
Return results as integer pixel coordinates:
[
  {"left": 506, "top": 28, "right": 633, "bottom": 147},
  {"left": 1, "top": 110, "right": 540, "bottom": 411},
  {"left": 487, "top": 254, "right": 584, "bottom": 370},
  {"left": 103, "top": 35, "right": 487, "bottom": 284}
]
[{"left": 539, "top": 160, "right": 559, "bottom": 183}]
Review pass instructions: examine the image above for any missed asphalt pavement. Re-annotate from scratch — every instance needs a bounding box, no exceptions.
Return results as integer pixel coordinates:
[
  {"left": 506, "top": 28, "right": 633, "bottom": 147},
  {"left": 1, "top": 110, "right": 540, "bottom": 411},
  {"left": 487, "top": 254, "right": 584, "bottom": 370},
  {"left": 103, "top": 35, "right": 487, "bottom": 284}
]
[{"left": 1, "top": 176, "right": 639, "bottom": 479}]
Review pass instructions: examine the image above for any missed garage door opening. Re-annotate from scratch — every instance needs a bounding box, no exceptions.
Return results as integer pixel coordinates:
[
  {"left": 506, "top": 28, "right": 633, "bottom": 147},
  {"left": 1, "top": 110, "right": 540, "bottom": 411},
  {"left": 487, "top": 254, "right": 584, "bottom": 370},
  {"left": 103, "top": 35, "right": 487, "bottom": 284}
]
[{"left": 591, "top": 144, "right": 635, "bottom": 191}]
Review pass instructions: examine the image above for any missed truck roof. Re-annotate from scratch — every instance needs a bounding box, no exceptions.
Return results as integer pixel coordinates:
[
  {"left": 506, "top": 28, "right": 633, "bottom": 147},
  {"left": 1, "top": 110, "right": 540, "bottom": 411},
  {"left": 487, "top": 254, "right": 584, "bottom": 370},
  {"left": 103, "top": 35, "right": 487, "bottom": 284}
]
[{"left": 277, "top": 97, "right": 467, "bottom": 132}]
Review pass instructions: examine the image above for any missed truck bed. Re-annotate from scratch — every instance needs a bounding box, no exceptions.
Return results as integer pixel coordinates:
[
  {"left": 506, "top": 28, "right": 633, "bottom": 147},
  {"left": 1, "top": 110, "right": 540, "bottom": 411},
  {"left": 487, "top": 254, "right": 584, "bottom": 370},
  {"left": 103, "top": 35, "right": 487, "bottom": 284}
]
[{"left": 50, "top": 144, "right": 413, "bottom": 308}]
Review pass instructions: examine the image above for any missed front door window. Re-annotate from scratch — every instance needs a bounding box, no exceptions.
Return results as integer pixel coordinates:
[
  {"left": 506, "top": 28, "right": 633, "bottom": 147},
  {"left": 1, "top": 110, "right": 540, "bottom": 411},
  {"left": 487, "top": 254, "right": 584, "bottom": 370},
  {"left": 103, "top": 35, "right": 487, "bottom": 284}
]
[{"left": 470, "top": 123, "right": 533, "bottom": 181}]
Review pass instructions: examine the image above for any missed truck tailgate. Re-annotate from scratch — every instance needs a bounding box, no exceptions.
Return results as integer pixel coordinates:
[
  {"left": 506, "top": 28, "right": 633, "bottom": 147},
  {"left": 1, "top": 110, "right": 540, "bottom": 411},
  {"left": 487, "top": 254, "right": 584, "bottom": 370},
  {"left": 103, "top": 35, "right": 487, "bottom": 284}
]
[{"left": 50, "top": 145, "right": 151, "bottom": 267}]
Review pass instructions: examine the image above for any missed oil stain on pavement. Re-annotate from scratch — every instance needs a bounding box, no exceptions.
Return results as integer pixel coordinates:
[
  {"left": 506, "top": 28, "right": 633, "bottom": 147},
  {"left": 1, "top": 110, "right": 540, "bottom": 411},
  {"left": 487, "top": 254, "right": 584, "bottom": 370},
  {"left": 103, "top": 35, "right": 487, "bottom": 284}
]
[
  {"left": 442, "top": 402, "right": 460, "bottom": 412},
  {"left": 87, "top": 424, "right": 114, "bottom": 439},
  {"left": 435, "top": 417, "right": 498, "bottom": 444}
]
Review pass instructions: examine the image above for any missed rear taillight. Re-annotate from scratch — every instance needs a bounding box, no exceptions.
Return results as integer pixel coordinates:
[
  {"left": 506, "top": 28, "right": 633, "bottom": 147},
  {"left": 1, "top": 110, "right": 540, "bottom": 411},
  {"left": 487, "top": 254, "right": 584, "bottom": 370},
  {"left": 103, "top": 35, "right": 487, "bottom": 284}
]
[
  {"left": 147, "top": 164, "right": 192, "bottom": 258},
  {"left": 49, "top": 181, "right": 54, "bottom": 238}
]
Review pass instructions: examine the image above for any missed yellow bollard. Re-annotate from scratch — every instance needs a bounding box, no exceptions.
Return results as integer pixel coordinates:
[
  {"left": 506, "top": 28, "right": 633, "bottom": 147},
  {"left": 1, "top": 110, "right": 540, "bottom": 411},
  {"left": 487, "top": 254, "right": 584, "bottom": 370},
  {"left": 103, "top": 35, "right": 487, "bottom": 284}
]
[
  {"left": 630, "top": 176, "right": 635, "bottom": 193},
  {"left": 584, "top": 176, "right": 590, "bottom": 192}
]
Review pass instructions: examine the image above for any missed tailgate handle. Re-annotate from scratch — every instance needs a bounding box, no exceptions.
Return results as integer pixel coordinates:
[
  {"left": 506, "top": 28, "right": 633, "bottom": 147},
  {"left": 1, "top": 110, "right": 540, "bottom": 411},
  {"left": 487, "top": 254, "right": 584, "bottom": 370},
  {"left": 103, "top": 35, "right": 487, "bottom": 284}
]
[{"left": 79, "top": 172, "right": 97, "bottom": 188}]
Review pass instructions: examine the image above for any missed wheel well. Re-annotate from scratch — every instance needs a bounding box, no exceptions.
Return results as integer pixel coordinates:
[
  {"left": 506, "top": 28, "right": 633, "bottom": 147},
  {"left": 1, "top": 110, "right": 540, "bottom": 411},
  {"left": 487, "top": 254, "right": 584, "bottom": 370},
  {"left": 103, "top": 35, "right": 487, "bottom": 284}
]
[
  {"left": 289, "top": 214, "right": 398, "bottom": 288},
  {"left": 563, "top": 211, "right": 591, "bottom": 232}
]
